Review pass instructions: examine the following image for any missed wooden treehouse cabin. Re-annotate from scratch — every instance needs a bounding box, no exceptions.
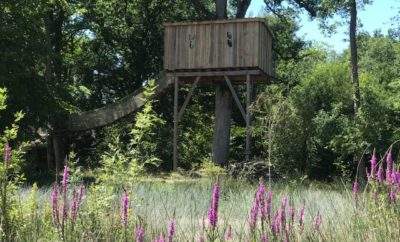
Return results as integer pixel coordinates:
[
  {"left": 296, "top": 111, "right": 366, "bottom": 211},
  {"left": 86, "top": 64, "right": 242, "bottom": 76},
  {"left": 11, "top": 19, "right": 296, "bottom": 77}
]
[{"left": 164, "top": 18, "right": 274, "bottom": 169}]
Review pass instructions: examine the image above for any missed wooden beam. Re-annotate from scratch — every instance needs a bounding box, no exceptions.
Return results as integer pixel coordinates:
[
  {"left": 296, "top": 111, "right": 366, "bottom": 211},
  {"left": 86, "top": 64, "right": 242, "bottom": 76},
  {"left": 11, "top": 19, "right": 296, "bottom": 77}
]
[
  {"left": 224, "top": 76, "right": 246, "bottom": 121},
  {"left": 245, "top": 74, "right": 252, "bottom": 162},
  {"left": 173, "top": 77, "right": 179, "bottom": 171},
  {"left": 178, "top": 76, "right": 200, "bottom": 121},
  {"left": 171, "top": 69, "right": 262, "bottom": 77}
]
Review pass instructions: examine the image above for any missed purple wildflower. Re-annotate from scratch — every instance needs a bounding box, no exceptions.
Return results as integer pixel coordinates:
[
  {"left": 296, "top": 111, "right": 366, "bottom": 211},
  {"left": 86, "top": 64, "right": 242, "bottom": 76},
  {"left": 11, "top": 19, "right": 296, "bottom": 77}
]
[
  {"left": 271, "top": 210, "right": 281, "bottom": 234},
  {"left": 313, "top": 211, "right": 322, "bottom": 231},
  {"left": 298, "top": 205, "right": 305, "bottom": 232},
  {"left": 224, "top": 225, "right": 232, "bottom": 241},
  {"left": 167, "top": 219, "right": 176, "bottom": 242},
  {"left": 249, "top": 194, "right": 260, "bottom": 230},
  {"left": 377, "top": 164, "right": 384, "bottom": 182},
  {"left": 256, "top": 181, "right": 266, "bottom": 220},
  {"left": 352, "top": 180, "right": 359, "bottom": 198},
  {"left": 386, "top": 147, "right": 394, "bottom": 184},
  {"left": 197, "top": 235, "right": 205, "bottom": 242},
  {"left": 207, "top": 183, "right": 220, "bottom": 229},
  {"left": 70, "top": 185, "right": 85, "bottom": 223},
  {"left": 289, "top": 206, "right": 295, "bottom": 226},
  {"left": 370, "top": 149, "right": 377, "bottom": 179},
  {"left": 260, "top": 233, "right": 269, "bottom": 242},
  {"left": 280, "top": 196, "right": 287, "bottom": 227},
  {"left": 51, "top": 184, "right": 60, "bottom": 225},
  {"left": 120, "top": 191, "right": 129, "bottom": 227},
  {"left": 70, "top": 188, "right": 78, "bottom": 222},
  {"left": 3, "top": 143, "right": 11, "bottom": 166},
  {"left": 155, "top": 234, "right": 165, "bottom": 242},
  {"left": 61, "top": 165, "right": 69, "bottom": 194},
  {"left": 389, "top": 188, "right": 397, "bottom": 203},
  {"left": 135, "top": 226, "right": 145, "bottom": 242},
  {"left": 393, "top": 171, "right": 400, "bottom": 185},
  {"left": 265, "top": 191, "right": 273, "bottom": 222},
  {"left": 61, "top": 166, "right": 69, "bottom": 223}
]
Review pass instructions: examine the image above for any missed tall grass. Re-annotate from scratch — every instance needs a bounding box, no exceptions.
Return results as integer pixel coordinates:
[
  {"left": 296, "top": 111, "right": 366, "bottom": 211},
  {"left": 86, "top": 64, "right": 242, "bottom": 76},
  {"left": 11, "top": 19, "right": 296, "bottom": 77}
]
[{"left": 11, "top": 177, "right": 399, "bottom": 241}]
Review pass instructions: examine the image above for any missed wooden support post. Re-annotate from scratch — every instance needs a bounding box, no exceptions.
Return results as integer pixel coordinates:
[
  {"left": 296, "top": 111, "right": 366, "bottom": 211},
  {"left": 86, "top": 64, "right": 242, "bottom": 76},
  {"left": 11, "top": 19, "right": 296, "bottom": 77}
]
[
  {"left": 178, "top": 76, "right": 200, "bottom": 121},
  {"left": 246, "top": 74, "right": 252, "bottom": 162},
  {"left": 173, "top": 77, "right": 179, "bottom": 171}
]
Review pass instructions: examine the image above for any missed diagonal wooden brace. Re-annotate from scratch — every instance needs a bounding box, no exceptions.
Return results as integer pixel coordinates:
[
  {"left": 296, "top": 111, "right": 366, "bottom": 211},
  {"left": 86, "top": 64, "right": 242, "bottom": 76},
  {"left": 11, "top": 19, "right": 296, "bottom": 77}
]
[
  {"left": 178, "top": 76, "right": 200, "bottom": 121},
  {"left": 224, "top": 75, "right": 246, "bottom": 121}
]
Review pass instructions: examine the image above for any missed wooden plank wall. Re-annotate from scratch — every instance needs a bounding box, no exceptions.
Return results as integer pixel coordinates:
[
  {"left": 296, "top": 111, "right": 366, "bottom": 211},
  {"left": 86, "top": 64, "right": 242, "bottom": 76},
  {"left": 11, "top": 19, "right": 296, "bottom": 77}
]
[{"left": 164, "top": 19, "right": 273, "bottom": 76}]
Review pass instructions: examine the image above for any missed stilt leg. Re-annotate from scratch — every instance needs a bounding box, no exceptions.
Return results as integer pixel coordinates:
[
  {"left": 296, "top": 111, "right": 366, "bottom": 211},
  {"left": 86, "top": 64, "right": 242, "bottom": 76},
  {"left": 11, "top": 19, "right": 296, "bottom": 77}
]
[
  {"left": 173, "top": 77, "right": 179, "bottom": 171},
  {"left": 245, "top": 74, "right": 252, "bottom": 162}
]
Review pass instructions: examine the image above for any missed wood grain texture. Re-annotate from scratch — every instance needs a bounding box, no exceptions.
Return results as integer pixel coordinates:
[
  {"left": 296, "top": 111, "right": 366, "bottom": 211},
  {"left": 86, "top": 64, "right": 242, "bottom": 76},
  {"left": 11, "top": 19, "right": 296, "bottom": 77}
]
[{"left": 164, "top": 18, "right": 273, "bottom": 77}]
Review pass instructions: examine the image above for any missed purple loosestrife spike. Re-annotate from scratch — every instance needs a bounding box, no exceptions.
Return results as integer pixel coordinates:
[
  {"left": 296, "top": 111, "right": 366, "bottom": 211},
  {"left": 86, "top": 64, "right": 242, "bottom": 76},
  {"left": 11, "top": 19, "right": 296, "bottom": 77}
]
[
  {"left": 389, "top": 188, "right": 397, "bottom": 203},
  {"left": 120, "top": 191, "right": 129, "bottom": 227},
  {"left": 281, "top": 196, "right": 288, "bottom": 210},
  {"left": 352, "top": 180, "right": 359, "bottom": 198},
  {"left": 313, "top": 212, "right": 322, "bottom": 231},
  {"left": 386, "top": 147, "right": 393, "bottom": 184},
  {"left": 224, "top": 225, "right": 232, "bottom": 241},
  {"left": 289, "top": 206, "right": 295, "bottom": 228},
  {"left": 394, "top": 171, "right": 400, "bottom": 185},
  {"left": 260, "top": 233, "right": 269, "bottom": 242},
  {"left": 280, "top": 197, "right": 287, "bottom": 227},
  {"left": 370, "top": 149, "right": 377, "bottom": 179},
  {"left": 135, "top": 226, "right": 145, "bottom": 242},
  {"left": 167, "top": 219, "right": 176, "bottom": 242},
  {"left": 156, "top": 234, "right": 165, "bottom": 242},
  {"left": 61, "top": 165, "right": 69, "bottom": 194},
  {"left": 256, "top": 181, "right": 266, "bottom": 220},
  {"left": 197, "top": 235, "right": 205, "bottom": 242},
  {"left": 70, "top": 185, "right": 85, "bottom": 223},
  {"left": 265, "top": 191, "right": 273, "bottom": 222},
  {"left": 249, "top": 191, "right": 260, "bottom": 231},
  {"left": 270, "top": 212, "right": 278, "bottom": 235},
  {"left": 248, "top": 181, "right": 266, "bottom": 230},
  {"left": 298, "top": 205, "right": 305, "bottom": 232},
  {"left": 70, "top": 188, "right": 79, "bottom": 222},
  {"left": 51, "top": 184, "right": 60, "bottom": 225},
  {"left": 3, "top": 142, "right": 11, "bottom": 166},
  {"left": 377, "top": 164, "right": 384, "bottom": 182},
  {"left": 273, "top": 210, "right": 281, "bottom": 234},
  {"left": 256, "top": 181, "right": 266, "bottom": 203},
  {"left": 207, "top": 183, "right": 220, "bottom": 229}
]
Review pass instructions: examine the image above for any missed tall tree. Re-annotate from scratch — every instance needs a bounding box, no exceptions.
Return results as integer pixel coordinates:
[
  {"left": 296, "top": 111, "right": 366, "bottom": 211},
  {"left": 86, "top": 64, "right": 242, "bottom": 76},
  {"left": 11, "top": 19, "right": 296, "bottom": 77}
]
[
  {"left": 212, "top": 0, "right": 232, "bottom": 165},
  {"left": 212, "top": 0, "right": 252, "bottom": 165}
]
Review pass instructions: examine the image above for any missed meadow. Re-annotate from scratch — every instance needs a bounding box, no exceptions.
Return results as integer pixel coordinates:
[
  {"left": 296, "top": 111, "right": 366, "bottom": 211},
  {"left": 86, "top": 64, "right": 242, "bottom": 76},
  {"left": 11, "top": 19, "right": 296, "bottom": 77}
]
[{"left": 8, "top": 172, "right": 400, "bottom": 242}]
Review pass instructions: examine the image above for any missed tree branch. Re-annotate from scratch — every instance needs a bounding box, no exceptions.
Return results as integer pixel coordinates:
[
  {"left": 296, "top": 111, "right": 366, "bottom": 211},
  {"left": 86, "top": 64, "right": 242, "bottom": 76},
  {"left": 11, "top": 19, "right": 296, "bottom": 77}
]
[
  {"left": 191, "top": 0, "right": 215, "bottom": 19},
  {"left": 236, "top": 0, "right": 252, "bottom": 18},
  {"left": 293, "top": 0, "right": 317, "bottom": 17}
]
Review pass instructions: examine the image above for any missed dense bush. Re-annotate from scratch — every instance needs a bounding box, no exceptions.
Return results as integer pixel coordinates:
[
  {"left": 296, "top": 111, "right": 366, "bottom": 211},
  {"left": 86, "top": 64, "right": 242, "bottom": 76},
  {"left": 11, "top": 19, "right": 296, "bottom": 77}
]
[{"left": 252, "top": 36, "right": 400, "bottom": 180}]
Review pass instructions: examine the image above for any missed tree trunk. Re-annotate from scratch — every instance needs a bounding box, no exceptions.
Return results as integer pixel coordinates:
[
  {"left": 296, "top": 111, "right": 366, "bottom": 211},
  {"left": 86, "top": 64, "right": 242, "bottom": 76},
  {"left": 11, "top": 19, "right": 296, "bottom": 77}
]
[
  {"left": 349, "top": 0, "right": 360, "bottom": 116},
  {"left": 212, "top": 0, "right": 251, "bottom": 165},
  {"left": 212, "top": 84, "right": 233, "bottom": 165},
  {"left": 212, "top": 0, "right": 232, "bottom": 165},
  {"left": 349, "top": 0, "right": 364, "bottom": 181}
]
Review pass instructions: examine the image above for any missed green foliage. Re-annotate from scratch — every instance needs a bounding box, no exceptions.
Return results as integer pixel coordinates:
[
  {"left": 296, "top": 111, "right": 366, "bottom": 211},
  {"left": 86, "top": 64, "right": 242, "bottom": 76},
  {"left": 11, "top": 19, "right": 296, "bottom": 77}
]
[
  {"left": 253, "top": 33, "right": 400, "bottom": 180},
  {"left": 129, "top": 80, "right": 166, "bottom": 170},
  {"left": 0, "top": 88, "right": 25, "bottom": 240},
  {"left": 199, "top": 159, "right": 226, "bottom": 178}
]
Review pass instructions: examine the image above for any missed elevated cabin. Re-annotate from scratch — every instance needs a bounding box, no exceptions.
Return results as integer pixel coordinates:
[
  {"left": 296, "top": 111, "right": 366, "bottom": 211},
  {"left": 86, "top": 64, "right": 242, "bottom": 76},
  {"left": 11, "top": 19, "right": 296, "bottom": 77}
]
[
  {"left": 164, "top": 18, "right": 274, "bottom": 83},
  {"left": 165, "top": 19, "right": 275, "bottom": 170}
]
